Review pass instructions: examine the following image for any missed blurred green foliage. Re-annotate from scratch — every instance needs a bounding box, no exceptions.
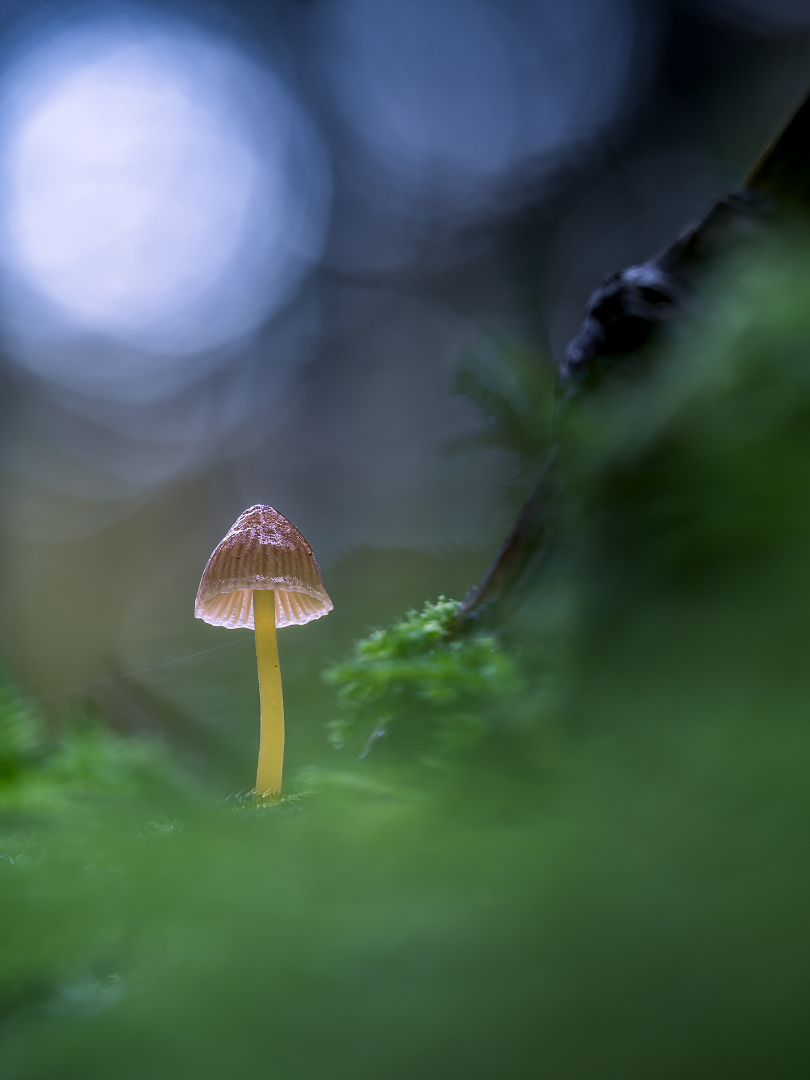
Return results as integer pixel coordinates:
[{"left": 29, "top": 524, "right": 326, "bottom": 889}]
[
  {"left": 3, "top": 228, "right": 810, "bottom": 1077},
  {"left": 0, "top": 680, "right": 41, "bottom": 785},
  {"left": 0, "top": 681, "right": 170, "bottom": 811},
  {"left": 452, "top": 338, "right": 556, "bottom": 501}
]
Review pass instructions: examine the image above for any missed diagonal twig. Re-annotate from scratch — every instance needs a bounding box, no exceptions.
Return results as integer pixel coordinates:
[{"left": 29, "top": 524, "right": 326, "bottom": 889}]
[{"left": 454, "top": 83, "right": 810, "bottom": 632}]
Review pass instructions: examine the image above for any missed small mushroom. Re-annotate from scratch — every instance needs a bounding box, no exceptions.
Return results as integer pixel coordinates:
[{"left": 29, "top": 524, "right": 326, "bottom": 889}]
[{"left": 195, "top": 504, "right": 333, "bottom": 795}]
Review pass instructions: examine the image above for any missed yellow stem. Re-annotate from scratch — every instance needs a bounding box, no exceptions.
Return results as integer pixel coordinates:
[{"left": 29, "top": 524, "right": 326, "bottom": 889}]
[{"left": 254, "top": 589, "right": 284, "bottom": 795}]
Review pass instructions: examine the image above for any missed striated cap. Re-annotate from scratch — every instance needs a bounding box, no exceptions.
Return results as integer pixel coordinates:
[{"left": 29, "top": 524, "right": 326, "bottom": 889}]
[{"left": 195, "top": 504, "right": 333, "bottom": 629}]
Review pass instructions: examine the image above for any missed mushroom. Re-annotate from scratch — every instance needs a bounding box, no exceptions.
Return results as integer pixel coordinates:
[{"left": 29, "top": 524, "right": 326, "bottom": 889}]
[{"left": 195, "top": 504, "right": 333, "bottom": 795}]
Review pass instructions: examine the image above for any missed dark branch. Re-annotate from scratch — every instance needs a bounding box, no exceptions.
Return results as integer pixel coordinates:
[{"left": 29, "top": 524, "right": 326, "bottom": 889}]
[
  {"left": 454, "top": 84, "right": 810, "bottom": 632},
  {"left": 454, "top": 446, "right": 557, "bottom": 627}
]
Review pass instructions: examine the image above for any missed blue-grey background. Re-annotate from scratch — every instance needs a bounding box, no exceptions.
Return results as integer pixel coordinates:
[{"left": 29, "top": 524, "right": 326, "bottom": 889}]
[{"left": 0, "top": 0, "right": 805, "bottom": 784}]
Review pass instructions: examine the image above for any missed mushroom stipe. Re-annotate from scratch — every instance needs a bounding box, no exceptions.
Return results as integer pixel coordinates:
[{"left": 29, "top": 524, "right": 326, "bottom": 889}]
[
  {"left": 254, "top": 589, "right": 284, "bottom": 794},
  {"left": 195, "top": 505, "right": 333, "bottom": 794}
]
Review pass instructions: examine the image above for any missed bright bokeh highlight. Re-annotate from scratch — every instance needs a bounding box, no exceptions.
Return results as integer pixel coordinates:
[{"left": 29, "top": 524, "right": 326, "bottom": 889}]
[{"left": 0, "top": 19, "right": 330, "bottom": 371}]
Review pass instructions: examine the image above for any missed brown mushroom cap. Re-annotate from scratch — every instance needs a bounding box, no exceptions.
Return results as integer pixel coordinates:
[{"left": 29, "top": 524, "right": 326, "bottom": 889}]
[{"left": 195, "top": 504, "right": 333, "bottom": 629}]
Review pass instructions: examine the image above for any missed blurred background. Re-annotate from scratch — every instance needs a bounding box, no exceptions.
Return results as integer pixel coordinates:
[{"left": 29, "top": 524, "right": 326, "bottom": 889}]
[{"left": 0, "top": 0, "right": 807, "bottom": 786}]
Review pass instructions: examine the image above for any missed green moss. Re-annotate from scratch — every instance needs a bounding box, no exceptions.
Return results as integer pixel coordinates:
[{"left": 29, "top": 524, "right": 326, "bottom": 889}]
[{"left": 325, "top": 597, "right": 522, "bottom": 759}]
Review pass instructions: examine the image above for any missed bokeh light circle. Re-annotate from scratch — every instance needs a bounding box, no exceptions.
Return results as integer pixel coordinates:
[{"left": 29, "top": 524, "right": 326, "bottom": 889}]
[
  {"left": 317, "top": 0, "right": 641, "bottom": 212},
  {"left": 0, "top": 16, "right": 331, "bottom": 387}
]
